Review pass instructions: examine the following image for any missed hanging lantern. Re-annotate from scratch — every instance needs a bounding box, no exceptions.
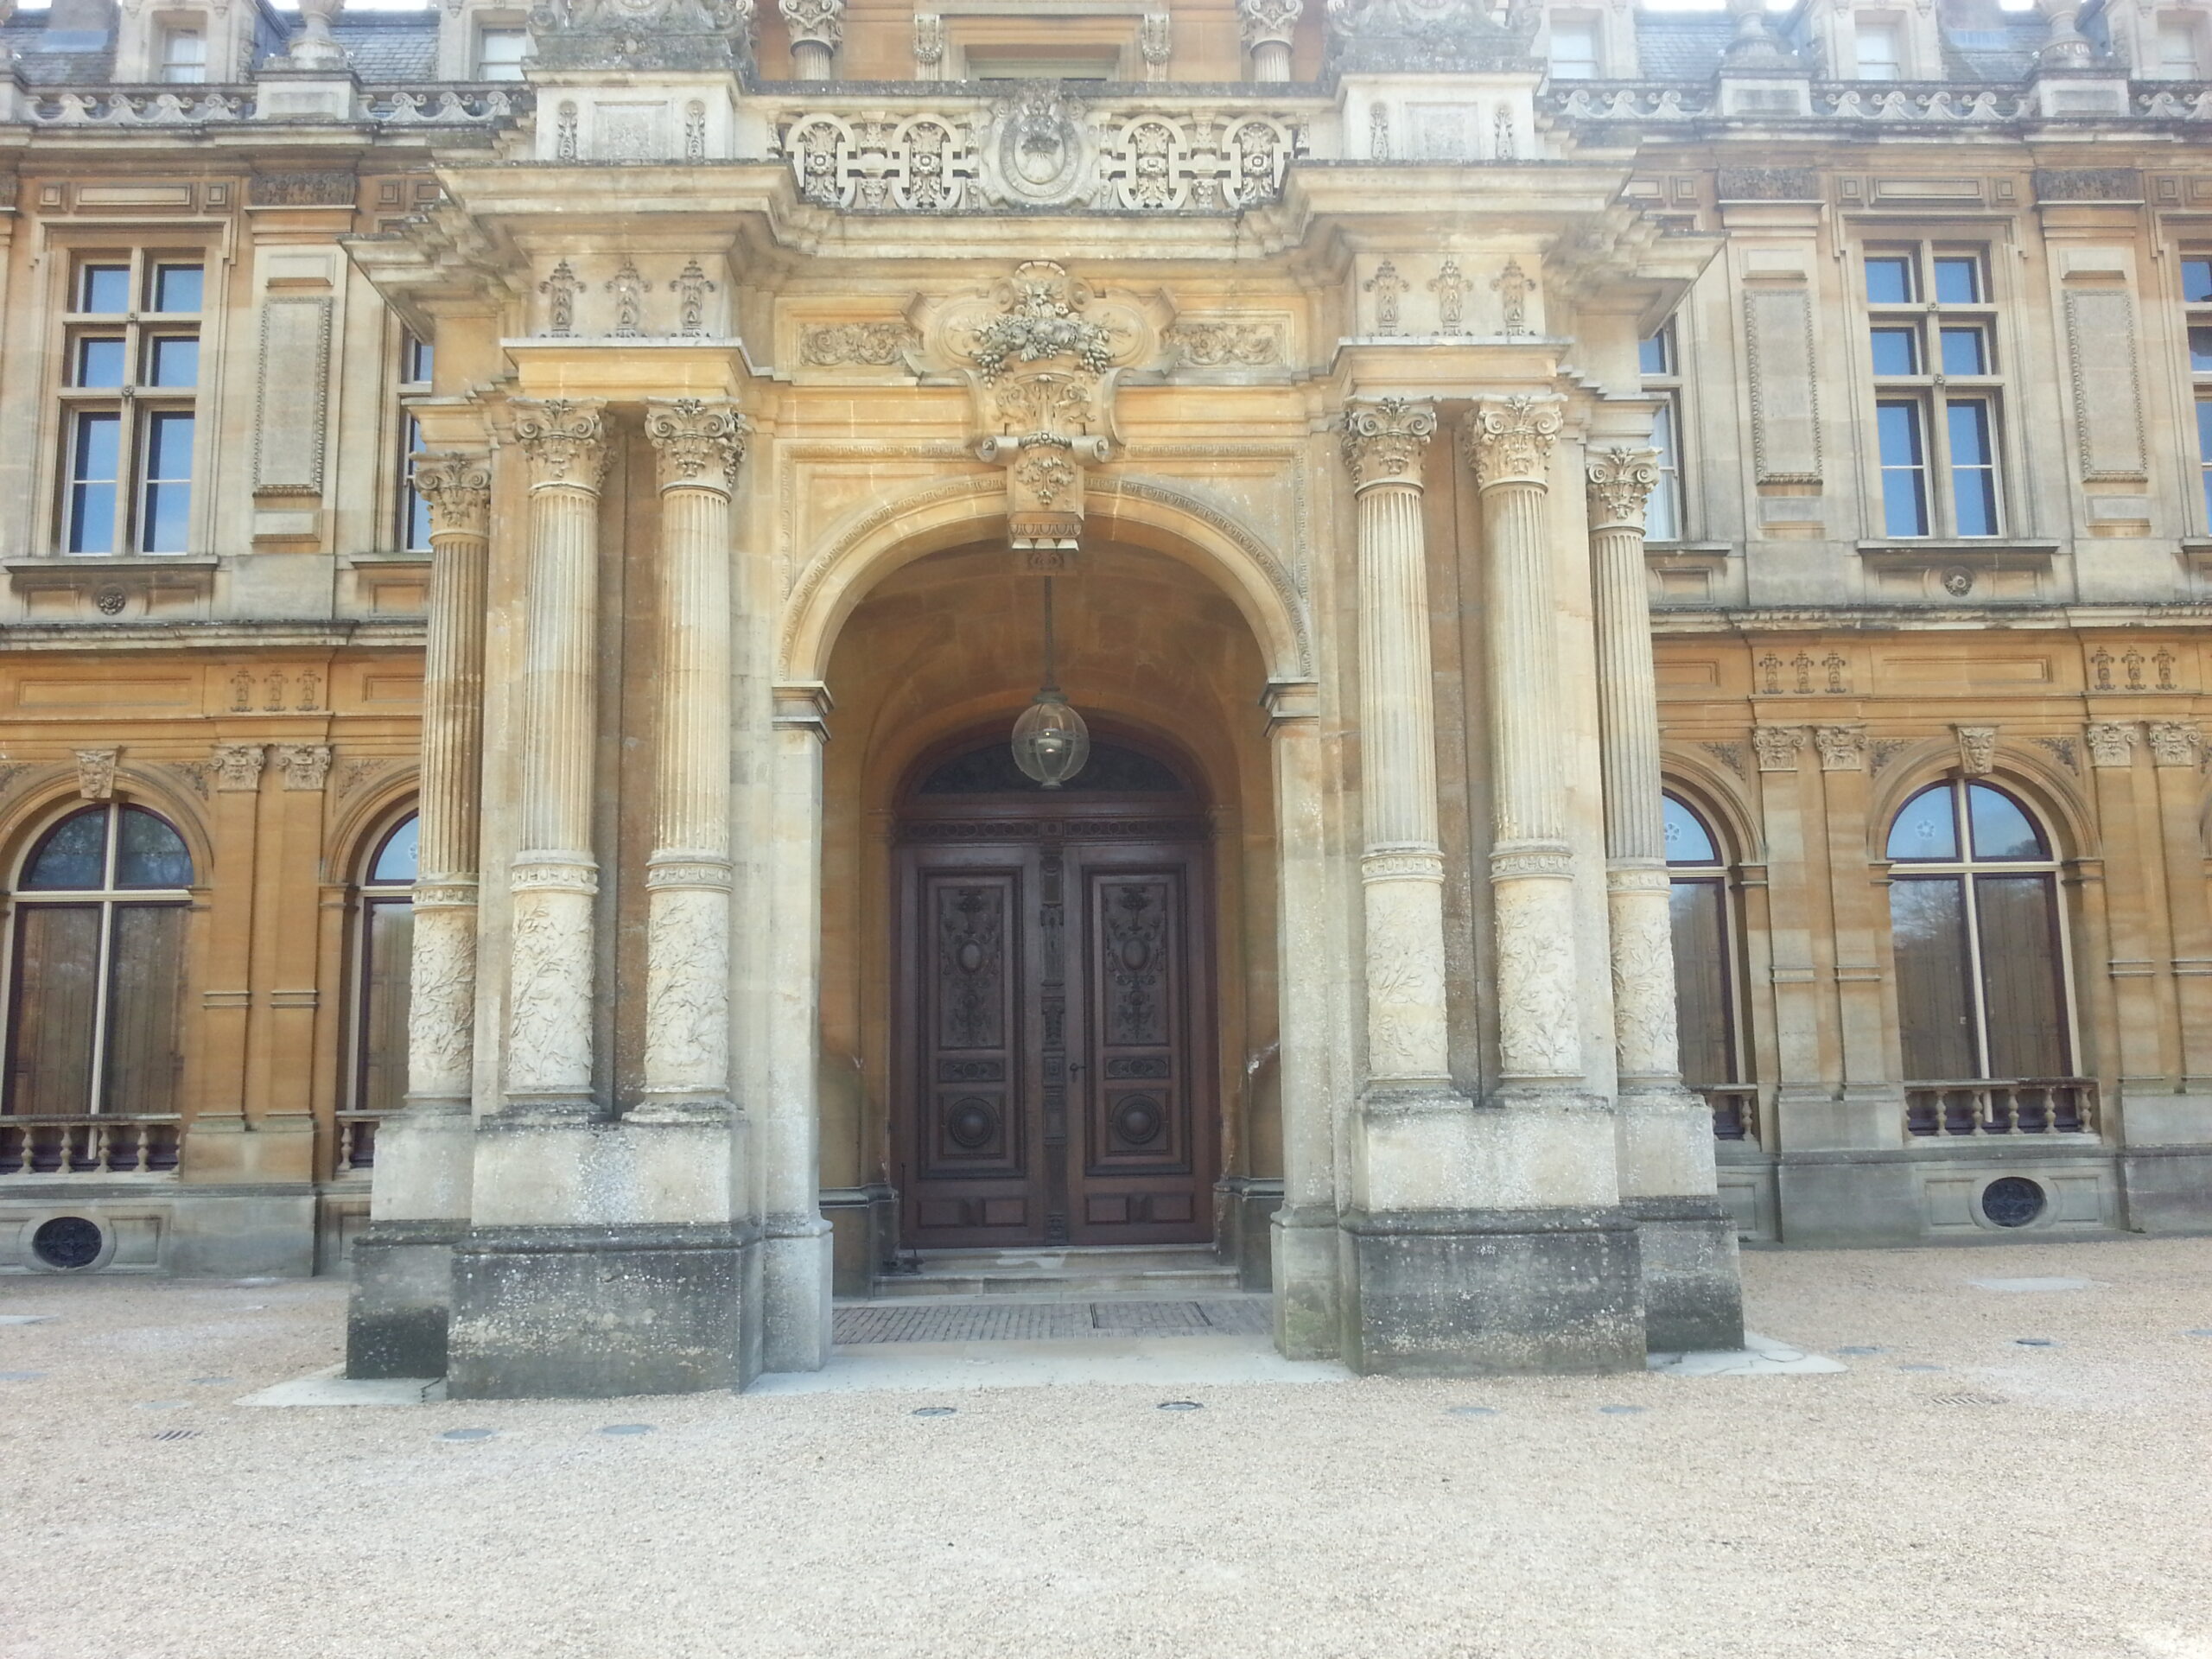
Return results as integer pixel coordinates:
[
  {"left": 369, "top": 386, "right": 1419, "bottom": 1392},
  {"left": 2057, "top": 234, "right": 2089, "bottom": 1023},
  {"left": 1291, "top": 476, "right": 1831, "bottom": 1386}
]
[{"left": 1010, "top": 575, "right": 1090, "bottom": 789}]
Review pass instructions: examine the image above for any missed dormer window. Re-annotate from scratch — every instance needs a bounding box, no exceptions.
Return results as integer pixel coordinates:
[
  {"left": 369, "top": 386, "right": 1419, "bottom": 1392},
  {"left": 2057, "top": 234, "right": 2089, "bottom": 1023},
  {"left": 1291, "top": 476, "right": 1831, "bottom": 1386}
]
[
  {"left": 1853, "top": 20, "right": 1904, "bottom": 80},
  {"left": 1548, "top": 19, "right": 1601, "bottom": 79},
  {"left": 476, "top": 26, "right": 529, "bottom": 81},
  {"left": 159, "top": 26, "right": 206, "bottom": 84}
]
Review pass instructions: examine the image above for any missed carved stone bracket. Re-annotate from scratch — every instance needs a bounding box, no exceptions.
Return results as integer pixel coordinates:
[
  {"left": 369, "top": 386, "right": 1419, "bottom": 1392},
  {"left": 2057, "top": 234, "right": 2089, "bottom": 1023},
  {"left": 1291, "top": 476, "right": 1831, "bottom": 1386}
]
[
  {"left": 410, "top": 452, "right": 493, "bottom": 539},
  {"left": 1954, "top": 724, "right": 1999, "bottom": 777},
  {"left": 2148, "top": 721, "right": 2202, "bottom": 767},
  {"left": 1751, "top": 725, "right": 1804, "bottom": 772},
  {"left": 510, "top": 398, "right": 611, "bottom": 492},
  {"left": 1340, "top": 397, "right": 1437, "bottom": 491},
  {"left": 1813, "top": 725, "right": 1866, "bottom": 772},
  {"left": 1465, "top": 395, "right": 1563, "bottom": 491},
  {"left": 2086, "top": 721, "right": 2139, "bottom": 768},
  {"left": 645, "top": 398, "right": 750, "bottom": 493},
  {"left": 74, "top": 748, "right": 118, "bottom": 801},
  {"left": 275, "top": 744, "right": 334, "bottom": 791},
  {"left": 212, "top": 743, "right": 268, "bottom": 792}
]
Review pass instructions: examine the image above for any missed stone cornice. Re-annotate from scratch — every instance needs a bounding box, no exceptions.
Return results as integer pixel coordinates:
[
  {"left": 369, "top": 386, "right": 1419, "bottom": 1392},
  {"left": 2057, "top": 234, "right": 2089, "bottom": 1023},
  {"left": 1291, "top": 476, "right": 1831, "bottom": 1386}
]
[
  {"left": 0, "top": 620, "right": 427, "bottom": 651},
  {"left": 1652, "top": 602, "right": 2212, "bottom": 636}
]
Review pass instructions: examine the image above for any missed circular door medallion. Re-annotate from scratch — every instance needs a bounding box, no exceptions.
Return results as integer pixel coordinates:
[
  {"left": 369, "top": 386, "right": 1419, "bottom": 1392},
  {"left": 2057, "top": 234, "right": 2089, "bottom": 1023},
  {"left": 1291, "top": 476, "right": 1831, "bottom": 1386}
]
[
  {"left": 945, "top": 1097, "right": 998, "bottom": 1151},
  {"left": 1113, "top": 1096, "right": 1164, "bottom": 1147}
]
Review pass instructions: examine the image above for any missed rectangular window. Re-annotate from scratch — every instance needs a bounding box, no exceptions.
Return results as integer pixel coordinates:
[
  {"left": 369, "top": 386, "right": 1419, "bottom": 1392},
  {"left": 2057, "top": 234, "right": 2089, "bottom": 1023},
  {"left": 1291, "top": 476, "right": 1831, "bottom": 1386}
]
[
  {"left": 1878, "top": 402, "right": 1929, "bottom": 537},
  {"left": 1865, "top": 244, "right": 2003, "bottom": 538},
  {"left": 1854, "top": 21, "right": 1904, "bottom": 79},
  {"left": 2198, "top": 400, "right": 2212, "bottom": 524},
  {"left": 397, "top": 333, "right": 434, "bottom": 553},
  {"left": 1548, "top": 20, "right": 1600, "bottom": 79},
  {"left": 2157, "top": 20, "right": 2200, "bottom": 76},
  {"left": 2184, "top": 256, "right": 2212, "bottom": 529},
  {"left": 159, "top": 27, "right": 207, "bottom": 84},
  {"left": 1891, "top": 877, "right": 1977, "bottom": 1081},
  {"left": 57, "top": 252, "right": 205, "bottom": 557},
  {"left": 475, "top": 26, "right": 529, "bottom": 79},
  {"left": 1639, "top": 322, "right": 1685, "bottom": 542}
]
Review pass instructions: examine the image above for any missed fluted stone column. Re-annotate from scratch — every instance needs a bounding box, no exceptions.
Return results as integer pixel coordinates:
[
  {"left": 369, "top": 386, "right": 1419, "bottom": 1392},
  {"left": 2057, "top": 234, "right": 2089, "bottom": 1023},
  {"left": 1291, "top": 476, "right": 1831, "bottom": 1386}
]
[
  {"left": 346, "top": 449, "right": 491, "bottom": 1380},
  {"left": 502, "top": 398, "right": 608, "bottom": 1118},
  {"left": 1586, "top": 443, "right": 1743, "bottom": 1352},
  {"left": 1237, "top": 0, "right": 1301, "bottom": 80},
  {"left": 1465, "top": 397, "right": 1584, "bottom": 1092},
  {"left": 1342, "top": 399, "right": 1456, "bottom": 1099},
  {"left": 639, "top": 399, "right": 748, "bottom": 1121}
]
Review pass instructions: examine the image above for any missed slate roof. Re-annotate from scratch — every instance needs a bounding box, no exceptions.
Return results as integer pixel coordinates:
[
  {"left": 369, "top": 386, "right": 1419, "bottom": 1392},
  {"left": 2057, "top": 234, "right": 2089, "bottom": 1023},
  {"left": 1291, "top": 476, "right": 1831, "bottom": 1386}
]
[
  {"left": 317, "top": 16, "right": 442, "bottom": 82},
  {"left": 1633, "top": 12, "right": 1738, "bottom": 80}
]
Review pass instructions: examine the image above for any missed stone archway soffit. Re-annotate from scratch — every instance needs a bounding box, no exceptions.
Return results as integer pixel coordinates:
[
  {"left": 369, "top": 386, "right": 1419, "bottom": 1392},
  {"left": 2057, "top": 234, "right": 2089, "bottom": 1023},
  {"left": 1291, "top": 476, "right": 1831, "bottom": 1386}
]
[{"left": 779, "top": 472, "right": 1313, "bottom": 686}]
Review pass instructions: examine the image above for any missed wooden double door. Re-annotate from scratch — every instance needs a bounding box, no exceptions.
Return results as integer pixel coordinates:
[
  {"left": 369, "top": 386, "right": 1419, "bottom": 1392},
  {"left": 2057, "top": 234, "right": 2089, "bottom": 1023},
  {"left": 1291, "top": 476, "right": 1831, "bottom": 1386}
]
[{"left": 894, "top": 804, "right": 1216, "bottom": 1250}]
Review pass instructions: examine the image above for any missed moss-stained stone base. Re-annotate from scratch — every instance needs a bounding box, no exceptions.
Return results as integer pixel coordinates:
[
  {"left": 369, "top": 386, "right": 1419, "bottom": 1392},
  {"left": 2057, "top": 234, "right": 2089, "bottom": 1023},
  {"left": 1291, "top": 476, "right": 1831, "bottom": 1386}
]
[
  {"left": 346, "top": 1220, "right": 463, "bottom": 1379},
  {"left": 1626, "top": 1197, "right": 1745, "bottom": 1353},
  {"left": 448, "top": 1224, "right": 760, "bottom": 1400},
  {"left": 1338, "top": 1208, "right": 1645, "bottom": 1376}
]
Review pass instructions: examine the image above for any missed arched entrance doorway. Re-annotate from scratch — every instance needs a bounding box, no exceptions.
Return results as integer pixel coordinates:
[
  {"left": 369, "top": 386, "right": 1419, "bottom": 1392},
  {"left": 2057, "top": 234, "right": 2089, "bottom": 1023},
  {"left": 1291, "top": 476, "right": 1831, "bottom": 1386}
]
[{"left": 893, "top": 734, "right": 1217, "bottom": 1249}]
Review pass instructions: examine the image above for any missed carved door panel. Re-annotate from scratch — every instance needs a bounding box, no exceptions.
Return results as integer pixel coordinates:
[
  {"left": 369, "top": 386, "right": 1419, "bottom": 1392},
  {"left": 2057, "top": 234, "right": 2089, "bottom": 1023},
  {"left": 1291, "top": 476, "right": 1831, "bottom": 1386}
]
[
  {"left": 900, "top": 862, "right": 1039, "bottom": 1248},
  {"left": 895, "top": 818, "right": 1214, "bottom": 1251},
  {"left": 1070, "top": 853, "right": 1211, "bottom": 1244}
]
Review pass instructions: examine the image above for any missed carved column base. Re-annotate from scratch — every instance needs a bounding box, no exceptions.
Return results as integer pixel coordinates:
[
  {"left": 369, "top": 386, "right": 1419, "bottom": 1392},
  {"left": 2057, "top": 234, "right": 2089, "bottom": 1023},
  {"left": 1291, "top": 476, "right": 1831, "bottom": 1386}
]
[{"left": 1338, "top": 1206, "right": 1646, "bottom": 1376}]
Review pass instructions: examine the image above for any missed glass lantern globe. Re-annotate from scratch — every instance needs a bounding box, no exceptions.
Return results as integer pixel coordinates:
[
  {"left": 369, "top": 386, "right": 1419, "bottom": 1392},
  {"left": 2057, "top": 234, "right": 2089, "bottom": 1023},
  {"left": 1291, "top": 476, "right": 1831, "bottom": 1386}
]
[{"left": 1011, "top": 693, "right": 1091, "bottom": 789}]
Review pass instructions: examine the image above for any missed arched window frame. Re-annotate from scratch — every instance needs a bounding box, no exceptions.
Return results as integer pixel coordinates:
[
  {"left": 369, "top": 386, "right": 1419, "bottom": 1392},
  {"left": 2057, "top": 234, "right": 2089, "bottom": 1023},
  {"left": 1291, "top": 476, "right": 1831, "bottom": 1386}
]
[
  {"left": 1663, "top": 790, "right": 1757, "bottom": 1142},
  {"left": 1, "top": 798, "right": 194, "bottom": 1150},
  {"left": 1882, "top": 773, "right": 2089, "bottom": 1137},
  {"left": 340, "top": 808, "right": 417, "bottom": 1173}
]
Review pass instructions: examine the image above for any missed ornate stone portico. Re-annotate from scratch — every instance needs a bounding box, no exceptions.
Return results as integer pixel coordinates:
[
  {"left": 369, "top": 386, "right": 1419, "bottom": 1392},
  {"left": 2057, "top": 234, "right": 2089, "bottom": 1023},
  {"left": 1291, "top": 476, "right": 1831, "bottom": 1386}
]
[{"left": 330, "top": 0, "right": 1749, "bottom": 1396}]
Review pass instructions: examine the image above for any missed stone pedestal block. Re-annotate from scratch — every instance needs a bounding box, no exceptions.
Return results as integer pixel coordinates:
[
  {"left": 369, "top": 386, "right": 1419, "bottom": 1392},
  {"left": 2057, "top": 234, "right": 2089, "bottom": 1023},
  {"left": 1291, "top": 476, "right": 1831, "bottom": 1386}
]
[
  {"left": 447, "top": 1224, "right": 760, "bottom": 1399},
  {"left": 1338, "top": 1207, "right": 1645, "bottom": 1376},
  {"left": 346, "top": 1221, "right": 463, "bottom": 1378},
  {"left": 1624, "top": 1197, "right": 1745, "bottom": 1353},
  {"left": 1270, "top": 1203, "right": 1340, "bottom": 1357}
]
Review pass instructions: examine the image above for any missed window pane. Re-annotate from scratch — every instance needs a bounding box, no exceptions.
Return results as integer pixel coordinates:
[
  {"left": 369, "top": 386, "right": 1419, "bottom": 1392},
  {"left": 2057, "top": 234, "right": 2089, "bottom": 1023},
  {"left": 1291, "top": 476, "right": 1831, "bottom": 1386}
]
[
  {"left": 1891, "top": 877, "right": 1978, "bottom": 1080},
  {"left": 2192, "top": 325, "right": 2212, "bottom": 374},
  {"left": 1870, "top": 327, "right": 1919, "bottom": 375},
  {"left": 404, "top": 334, "right": 435, "bottom": 384},
  {"left": 371, "top": 815, "right": 420, "bottom": 884},
  {"left": 7, "top": 905, "right": 102, "bottom": 1116},
  {"left": 144, "top": 336, "right": 198, "bottom": 389},
  {"left": 1549, "top": 22, "right": 1599, "bottom": 77},
  {"left": 1662, "top": 794, "right": 1718, "bottom": 864},
  {"left": 1670, "top": 879, "right": 1736, "bottom": 1086},
  {"left": 1854, "top": 22, "right": 1901, "bottom": 77},
  {"left": 2200, "top": 401, "right": 2212, "bottom": 524},
  {"left": 140, "top": 412, "right": 194, "bottom": 554},
  {"left": 1647, "top": 400, "right": 1681, "bottom": 541},
  {"left": 115, "top": 808, "right": 193, "bottom": 888},
  {"left": 73, "top": 337, "right": 125, "bottom": 388},
  {"left": 103, "top": 904, "right": 188, "bottom": 1116},
  {"left": 1866, "top": 256, "right": 1914, "bottom": 304},
  {"left": 78, "top": 264, "right": 129, "bottom": 314},
  {"left": 1939, "top": 326, "right": 1987, "bottom": 376},
  {"left": 2185, "top": 258, "right": 2212, "bottom": 305},
  {"left": 67, "top": 411, "right": 120, "bottom": 555},
  {"left": 477, "top": 27, "right": 528, "bottom": 77},
  {"left": 1877, "top": 402, "right": 1929, "bottom": 537},
  {"left": 150, "top": 265, "right": 202, "bottom": 314},
  {"left": 1638, "top": 331, "right": 1671, "bottom": 375},
  {"left": 1947, "top": 401, "right": 1999, "bottom": 537},
  {"left": 358, "top": 899, "right": 415, "bottom": 1115},
  {"left": 24, "top": 809, "right": 109, "bottom": 891},
  {"left": 1887, "top": 784, "right": 1959, "bottom": 861},
  {"left": 1933, "top": 257, "right": 1981, "bottom": 304},
  {"left": 1975, "top": 875, "right": 2068, "bottom": 1077},
  {"left": 1967, "top": 785, "right": 2046, "bottom": 861}
]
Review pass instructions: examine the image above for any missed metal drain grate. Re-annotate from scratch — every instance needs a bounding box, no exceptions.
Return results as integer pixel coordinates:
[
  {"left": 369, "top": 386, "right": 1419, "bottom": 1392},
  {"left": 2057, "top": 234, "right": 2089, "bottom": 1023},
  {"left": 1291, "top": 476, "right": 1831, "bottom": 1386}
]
[
  {"left": 1930, "top": 1391, "right": 2010, "bottom": 1408},
  {"left": 833, "top": 1299, "right": 1271, "bottom": 1345},
  {"left": 150, "top": 1428, "right": 199, "bottom": 1441}
]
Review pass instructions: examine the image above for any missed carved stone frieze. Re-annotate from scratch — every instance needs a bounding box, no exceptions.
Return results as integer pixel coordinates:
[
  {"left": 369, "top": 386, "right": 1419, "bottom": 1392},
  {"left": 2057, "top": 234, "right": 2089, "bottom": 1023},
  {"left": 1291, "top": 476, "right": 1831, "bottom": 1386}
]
[
  {"left": 407, "top": 899, "right": 478, "bottom": 1098},
  {"left": 73, "top": 747, "right": 118, "bottom": 801},
  {"left": 1340, "top": 397, "right": 1437, "bottom": 491},
  {"left": 510, "top": 398, "right": 611, "bottom": 491},
  {"left": 1608, "top": 880, "right": 1681, "bottom": 1081},
  {"left": 669, "top": 260, "right": 717, "bottom": 336},
  {"left": 1492, "top": 875, "right": 1581, "bottom": 1078},
  {"left": 248, "top": 169, "right": 357, "bottom": 207},
  {"left": 526, "top": 0, "right": 756, "bottom": 71},
  {"left": 1586, "top": 446, "right": 1658, "bottom": 531},
  {"left": 645, "top": 398, "right": 749, "bottom": 491},
  {"left": 801, "top": 321, "right": 922, "bottom": 367},
  {"left": 505, "top": 884, "right": 596, "bottom": 1096},
  {"left": 1163, "top": 321, "right": 1282, "bottom": 368},
  {"left": 642, "top": 885, "right": 732, "bottom": 1090},
  {"left": 410, "top": 452, "right": 493, "bottom": 539},
  {"left": 1427, "top": 257, "right": 1468, "bottom": 335},
  {"left": 1491, "top": 257, "right": 1533, "bottom": 337},
  {"left": 605, "top": 257, "right": 647, "bottom": 338},
  {"left": 1465, "top": 395, "right": 1562, "bottom": 490}
]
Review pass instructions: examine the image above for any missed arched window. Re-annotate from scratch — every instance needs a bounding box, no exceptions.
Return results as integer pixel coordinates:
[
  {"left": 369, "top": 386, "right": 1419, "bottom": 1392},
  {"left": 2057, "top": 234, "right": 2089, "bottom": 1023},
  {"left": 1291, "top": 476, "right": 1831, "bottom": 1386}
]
[
  {"left": 345, "top": 812, "right": 416, "bottom": 1169},
  {"left": 1885, "top": 778, "right": 2085, "bottom": 1135},
  {"left": 3, "top": 802, "right": 193, "bottom": 1123},
  {"left": 1665, "top": 793, "right": 1752, "bottom": 1140}
]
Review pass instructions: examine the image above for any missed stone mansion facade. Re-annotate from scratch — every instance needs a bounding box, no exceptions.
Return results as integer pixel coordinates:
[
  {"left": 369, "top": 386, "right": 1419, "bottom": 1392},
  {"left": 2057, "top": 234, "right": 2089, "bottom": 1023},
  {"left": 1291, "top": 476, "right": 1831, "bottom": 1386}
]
[{"left": 2, "top": 0, "right": 2210, "bottom": 1394}]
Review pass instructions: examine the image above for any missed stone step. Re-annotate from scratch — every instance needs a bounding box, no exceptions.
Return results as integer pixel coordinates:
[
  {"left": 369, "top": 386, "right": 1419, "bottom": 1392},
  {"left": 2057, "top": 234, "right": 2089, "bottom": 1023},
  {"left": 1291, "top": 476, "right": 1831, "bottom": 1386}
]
[{"left": 871, "top": 1246, "right": 1242, "bottom": 1300}]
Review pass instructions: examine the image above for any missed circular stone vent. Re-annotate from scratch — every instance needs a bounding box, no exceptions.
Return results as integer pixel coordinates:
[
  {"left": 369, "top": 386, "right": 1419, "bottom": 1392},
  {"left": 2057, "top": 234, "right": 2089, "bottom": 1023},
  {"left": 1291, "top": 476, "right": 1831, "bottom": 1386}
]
[
  {"left": 31, "top": 1215, "right": 104, "bottom": 1270},
  {"left": 1980, "top": 1177, "right": 2047, "bottom": 1230}
]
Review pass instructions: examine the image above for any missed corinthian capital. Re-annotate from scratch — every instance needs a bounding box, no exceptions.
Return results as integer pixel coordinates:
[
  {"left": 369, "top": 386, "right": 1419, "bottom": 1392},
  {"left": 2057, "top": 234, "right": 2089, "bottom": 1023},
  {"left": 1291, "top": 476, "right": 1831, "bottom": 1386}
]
[
  {"left": 1585, "top": 445, "right": 1659, "bottom": 532},
  {"left": 1465, "top": 395, "right": 1564, "bottom": 491},
  {"left": 410, "top": 451, "right": 493, "bottom": 538},
  {"left": 1340, "top": 397, "right": 1437, "bottom": 492},
  {"left": 510, "top": 398, "right": 611, "bottom": 492},
  {"left": 780, "top": 0, "right": 843, "bottom": 49},
  {"left": 644, "top": 398, "right": 750, "bottom": 493},
  {"left": 1237, "top": 0, "right": 1302, "bottom": 48}
]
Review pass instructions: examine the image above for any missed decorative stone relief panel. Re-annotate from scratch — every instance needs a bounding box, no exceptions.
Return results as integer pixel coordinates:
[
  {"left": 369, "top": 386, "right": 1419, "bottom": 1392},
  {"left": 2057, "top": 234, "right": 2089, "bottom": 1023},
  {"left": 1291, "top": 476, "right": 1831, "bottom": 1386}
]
[
  {"left": 2064, "top": 287, "right": 2149, "bottom": 482},
  {"left": 1742, "top": 284, "right": 1822, "bottom": 486},
  {"left": 252, "top": 297, "right": 334, "bottom": 495}
]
